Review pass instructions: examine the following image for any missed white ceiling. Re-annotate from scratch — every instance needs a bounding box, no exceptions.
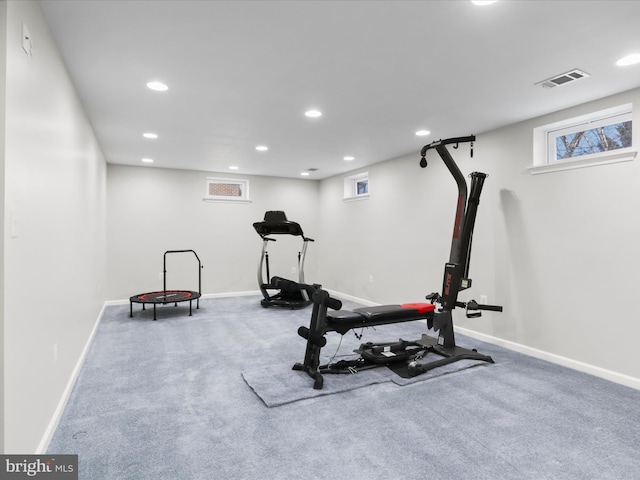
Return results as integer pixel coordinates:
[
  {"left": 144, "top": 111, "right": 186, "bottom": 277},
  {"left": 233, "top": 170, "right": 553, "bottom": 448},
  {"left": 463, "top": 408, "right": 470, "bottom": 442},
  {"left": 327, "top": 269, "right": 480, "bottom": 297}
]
[{"left": 39, "top": 0, "right": 640, "bottom": 180}]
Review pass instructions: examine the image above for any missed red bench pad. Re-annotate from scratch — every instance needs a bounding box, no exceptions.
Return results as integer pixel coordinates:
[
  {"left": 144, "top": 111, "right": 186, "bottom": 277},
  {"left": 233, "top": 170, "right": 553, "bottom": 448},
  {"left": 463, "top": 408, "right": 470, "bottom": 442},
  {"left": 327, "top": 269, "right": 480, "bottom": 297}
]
[{"left": 401, "top": 303, "right": 436, "bottom": 314}]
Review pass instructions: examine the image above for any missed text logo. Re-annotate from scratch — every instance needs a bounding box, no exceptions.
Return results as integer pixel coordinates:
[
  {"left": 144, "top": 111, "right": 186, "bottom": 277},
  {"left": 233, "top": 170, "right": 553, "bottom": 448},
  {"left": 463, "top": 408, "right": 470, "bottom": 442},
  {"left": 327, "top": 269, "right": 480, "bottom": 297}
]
[{"left": 1, "top": 455, "right": 78, "bottom": 479}]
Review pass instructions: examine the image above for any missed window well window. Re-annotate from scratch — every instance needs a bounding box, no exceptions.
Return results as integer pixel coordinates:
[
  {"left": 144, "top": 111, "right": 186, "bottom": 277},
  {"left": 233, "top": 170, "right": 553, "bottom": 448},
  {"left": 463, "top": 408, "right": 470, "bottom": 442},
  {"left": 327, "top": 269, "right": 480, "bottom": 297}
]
[
  {"left": 552, "top": 113, "right": 631, "bottom": 160},
  {"left": 356, "top": 177, "right": 369, "bottom": 195},
  {"left": 344, "top": 172, "right": 369, "bottom": 201},
  {"left": 531, "top": 104, "right": 636, "bottom": 174},
  {"left": 204, "top": 177, "right": 251, "bottom": 203}
]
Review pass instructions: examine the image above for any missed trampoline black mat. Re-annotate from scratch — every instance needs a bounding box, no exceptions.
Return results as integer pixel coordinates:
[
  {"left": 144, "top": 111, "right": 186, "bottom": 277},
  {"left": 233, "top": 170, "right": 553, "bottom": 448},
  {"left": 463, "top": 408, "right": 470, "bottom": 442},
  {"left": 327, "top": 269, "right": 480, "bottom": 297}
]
[
  {"left": 130, "top": 290, "right": 201, "bottom": 304},
  {"left": 129, "top": 290, "right": 202, "bottom": 320}
]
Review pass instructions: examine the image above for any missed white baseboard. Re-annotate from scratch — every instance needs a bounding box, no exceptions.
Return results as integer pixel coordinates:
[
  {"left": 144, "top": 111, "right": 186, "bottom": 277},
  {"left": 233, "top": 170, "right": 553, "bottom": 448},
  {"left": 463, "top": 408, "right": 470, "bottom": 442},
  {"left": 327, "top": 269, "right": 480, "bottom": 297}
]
[
  {"left": 202, "top": 290, "right": 261, "bottom": 299},
  {"left": 36, "top": 303, "right": 106, "bottom": 454},
  {"left": 325, "top": 289, "right": 378, "bottom": 307},
  {"left": 322, "top": 289, "right": 640, "bottom": 391},
  {"left": 455, "top": 326, "right": 640, "bottom": 391},
  {"left": 104, "top": 290, "right": 262, "bottom": 307}
]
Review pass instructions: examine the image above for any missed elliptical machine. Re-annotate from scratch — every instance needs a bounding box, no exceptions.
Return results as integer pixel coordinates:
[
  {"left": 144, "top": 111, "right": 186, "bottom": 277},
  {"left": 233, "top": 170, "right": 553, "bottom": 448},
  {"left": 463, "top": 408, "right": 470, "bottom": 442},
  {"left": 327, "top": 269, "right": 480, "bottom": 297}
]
[{"left": 253, "top": 211, "right": 315, "bottom": 308}]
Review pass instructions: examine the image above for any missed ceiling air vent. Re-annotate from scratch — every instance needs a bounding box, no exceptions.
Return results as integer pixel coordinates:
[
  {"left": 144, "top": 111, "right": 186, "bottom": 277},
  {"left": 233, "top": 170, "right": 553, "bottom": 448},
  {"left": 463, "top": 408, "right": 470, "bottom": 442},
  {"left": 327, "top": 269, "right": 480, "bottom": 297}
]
[{"left": 536, "top": 69, "right": 590, "bottom": 89}]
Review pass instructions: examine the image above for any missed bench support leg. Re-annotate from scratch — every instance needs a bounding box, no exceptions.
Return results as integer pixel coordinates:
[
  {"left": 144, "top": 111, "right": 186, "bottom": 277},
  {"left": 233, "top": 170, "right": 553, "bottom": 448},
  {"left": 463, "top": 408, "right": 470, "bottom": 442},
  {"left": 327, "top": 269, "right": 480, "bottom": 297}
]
[{"left": 293, "top": 300, "right": 329, "bottom": 389}]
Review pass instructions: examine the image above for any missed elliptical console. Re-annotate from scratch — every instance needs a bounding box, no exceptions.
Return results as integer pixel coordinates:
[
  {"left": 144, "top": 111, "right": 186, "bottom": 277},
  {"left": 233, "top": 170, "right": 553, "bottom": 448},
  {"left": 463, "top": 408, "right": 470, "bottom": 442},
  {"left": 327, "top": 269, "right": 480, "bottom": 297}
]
[{"left": 253, "top": 211, "right": 315, "bottom": 308}]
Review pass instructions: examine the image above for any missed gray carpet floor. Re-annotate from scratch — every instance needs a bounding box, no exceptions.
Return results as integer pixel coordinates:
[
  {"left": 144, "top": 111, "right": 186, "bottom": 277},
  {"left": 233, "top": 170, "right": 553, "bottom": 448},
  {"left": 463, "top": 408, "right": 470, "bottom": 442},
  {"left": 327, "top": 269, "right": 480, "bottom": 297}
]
[{"left": 48, "top": 295, "right": 640, "bottom": 479}]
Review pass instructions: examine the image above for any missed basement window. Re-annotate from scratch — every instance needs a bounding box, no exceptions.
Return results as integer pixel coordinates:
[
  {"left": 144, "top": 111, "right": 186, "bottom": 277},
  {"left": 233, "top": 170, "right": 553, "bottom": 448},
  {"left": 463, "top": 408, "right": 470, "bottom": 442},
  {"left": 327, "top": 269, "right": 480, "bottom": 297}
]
[
  {"left": 204, "top": 177, "right": 251, "bottom": 203},
  {"left": 343, "top": 172, "right": 369, "bottom": 201},
  {"left": 531, "top": 104, "right": 636, "bottom": 174}
]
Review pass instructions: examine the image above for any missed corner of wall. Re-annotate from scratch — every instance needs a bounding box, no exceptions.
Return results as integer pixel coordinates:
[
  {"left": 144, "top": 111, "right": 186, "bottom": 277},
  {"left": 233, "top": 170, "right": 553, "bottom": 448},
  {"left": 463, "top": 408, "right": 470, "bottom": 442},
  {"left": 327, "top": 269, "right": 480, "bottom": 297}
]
[{"left": 0, "top": 0, "right": 8, "bottom": 455}]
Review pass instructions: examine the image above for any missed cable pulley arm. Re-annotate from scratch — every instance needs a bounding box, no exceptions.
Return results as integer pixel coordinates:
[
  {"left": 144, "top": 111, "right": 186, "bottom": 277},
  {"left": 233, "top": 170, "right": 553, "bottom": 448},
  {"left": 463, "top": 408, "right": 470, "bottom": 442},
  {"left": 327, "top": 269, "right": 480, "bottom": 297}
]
[{"left": 420, "top": 135, "right": 475, "bottom": 167}]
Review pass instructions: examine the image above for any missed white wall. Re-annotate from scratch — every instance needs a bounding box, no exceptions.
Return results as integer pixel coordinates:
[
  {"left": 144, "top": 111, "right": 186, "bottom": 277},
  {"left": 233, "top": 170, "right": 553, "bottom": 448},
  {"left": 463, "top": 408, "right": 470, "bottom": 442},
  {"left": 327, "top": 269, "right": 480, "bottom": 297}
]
[
  {"left": 476, "top": 88, "right": 640, "bottom": 380},
  {"left": 3, "top": 0, "right": 107, "bottom": 453},
  {"left": 0, "top": 0, "right": 7, "bottom": 456},
  {"left": 316, "top": 146, "right": 498, "bottom": 305},
  {"left": 107, "top": 165, "right": 320, "bottom": 301},
  {"left": 318, "top": 87, "right": 640, "bottom": 384}
]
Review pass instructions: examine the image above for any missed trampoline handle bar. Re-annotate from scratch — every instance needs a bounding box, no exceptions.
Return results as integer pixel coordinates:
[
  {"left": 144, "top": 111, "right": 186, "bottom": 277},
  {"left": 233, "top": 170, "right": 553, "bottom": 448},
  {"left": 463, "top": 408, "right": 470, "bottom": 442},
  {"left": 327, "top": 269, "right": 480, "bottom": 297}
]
[
  {"left": 163, "top": 250, "right": 203, "bottom": 295},
  {"left": 165, "top": 249, "right": 202, "bottom": 262}
]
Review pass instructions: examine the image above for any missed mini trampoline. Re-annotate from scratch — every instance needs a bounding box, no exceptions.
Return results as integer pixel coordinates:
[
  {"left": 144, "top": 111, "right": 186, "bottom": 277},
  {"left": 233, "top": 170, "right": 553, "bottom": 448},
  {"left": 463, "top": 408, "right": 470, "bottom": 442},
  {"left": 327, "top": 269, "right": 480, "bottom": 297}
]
[{"left": 129, "top": 250, "right": 203, "bottom": 321}]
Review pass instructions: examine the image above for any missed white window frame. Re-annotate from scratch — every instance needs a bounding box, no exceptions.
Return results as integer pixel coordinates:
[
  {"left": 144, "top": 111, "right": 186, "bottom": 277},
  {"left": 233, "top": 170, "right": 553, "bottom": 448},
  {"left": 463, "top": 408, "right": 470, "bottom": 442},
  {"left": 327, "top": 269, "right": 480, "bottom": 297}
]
[
  {"left": 203, "top": 177, "right": 251, "bottom": 203},
  {"left": 530, "top": 103, "right": 636, "bottom": 175},
  {"left": 343, "top": 172, "right": 369, "bottom": 201}
]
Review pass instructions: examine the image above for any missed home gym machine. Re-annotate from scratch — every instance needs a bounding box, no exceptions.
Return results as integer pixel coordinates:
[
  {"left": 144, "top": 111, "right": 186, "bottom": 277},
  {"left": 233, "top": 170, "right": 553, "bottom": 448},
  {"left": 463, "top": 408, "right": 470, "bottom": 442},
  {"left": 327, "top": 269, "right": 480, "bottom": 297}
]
[
  {"left": 253, "top": 211, "right": 315, "bottom": 308},
  {"left": 291, "top": 135, "right": 503, "bottom": 389}
]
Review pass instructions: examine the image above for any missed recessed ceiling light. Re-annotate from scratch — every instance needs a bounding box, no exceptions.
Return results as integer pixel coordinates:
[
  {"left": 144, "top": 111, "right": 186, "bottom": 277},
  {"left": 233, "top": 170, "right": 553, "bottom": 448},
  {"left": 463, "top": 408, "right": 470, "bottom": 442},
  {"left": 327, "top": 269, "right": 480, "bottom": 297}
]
[
  {"left": 300, "top": 172, "right": 310, "bottom": 176},
  {"left": 255, "top": 145, "right": 269, "bottom": 152},
  {"left": 142, "top": 158, "right": 154, "bottom": 163},
  {"left": 305, "top": 109, "right": 322, "bottom": 118},
  {"left": 146, "top": 81, "right": 168, "bottom": 91},
  {"left": 616, "top": 53, "right": 640, "bottom": 66},
  {"left": 343, "top": 156, "right": 355, "bottom": 161},
  {"left": 415, "top": 130, "right": 431, "bottom": 137},
  {"left": 471, "top": 0, "right": 497, "bottom": 5},
  {"left": 143, "top": 132, "right": 158, "bottom": 139},
  {"left": 229, "top": 166, "right": 239, "bottom": 170}
]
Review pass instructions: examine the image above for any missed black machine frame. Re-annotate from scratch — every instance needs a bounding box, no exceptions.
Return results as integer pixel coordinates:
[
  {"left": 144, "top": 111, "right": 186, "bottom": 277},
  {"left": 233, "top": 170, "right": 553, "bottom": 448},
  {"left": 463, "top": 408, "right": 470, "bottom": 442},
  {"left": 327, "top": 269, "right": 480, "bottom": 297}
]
[
  {"left": 129, "top": 250, "right": 203, "bottom": 321},
  {"left": 253, "top": 211, "right": 315, "bottom": 309},
  {"left": 291, "top": 136, "right": 503, "bottom": 389}
]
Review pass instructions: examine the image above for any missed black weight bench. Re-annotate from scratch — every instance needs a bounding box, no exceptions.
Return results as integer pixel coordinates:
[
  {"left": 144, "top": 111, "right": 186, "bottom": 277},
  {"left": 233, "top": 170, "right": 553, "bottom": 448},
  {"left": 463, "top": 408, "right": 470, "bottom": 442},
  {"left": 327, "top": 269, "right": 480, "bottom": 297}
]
[
  {"left": 325, "top": 303, "right": 436, "bottom": 335},
  {"left": 277, "top": 276, "right": 494, "bottom": 390}
]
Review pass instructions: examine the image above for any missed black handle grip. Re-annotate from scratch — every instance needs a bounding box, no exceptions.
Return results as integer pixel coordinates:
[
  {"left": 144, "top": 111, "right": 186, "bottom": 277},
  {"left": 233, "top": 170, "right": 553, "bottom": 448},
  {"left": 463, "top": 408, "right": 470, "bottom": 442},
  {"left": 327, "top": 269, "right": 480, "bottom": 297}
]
[
  {"left": 297, "top": 326, "right": 327, "bottom": 347},
  {"left": 479, "top": 304, "right": 503, "bottom": 312},
  {"left": 312, "top": 289, "right": 342, "bottom": 311},
  {"left": 466, "top": 300, "right": 503, "bottom": 312},
  {"left": 328, "top": 298, "right": 342, "bottom": 310}
]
